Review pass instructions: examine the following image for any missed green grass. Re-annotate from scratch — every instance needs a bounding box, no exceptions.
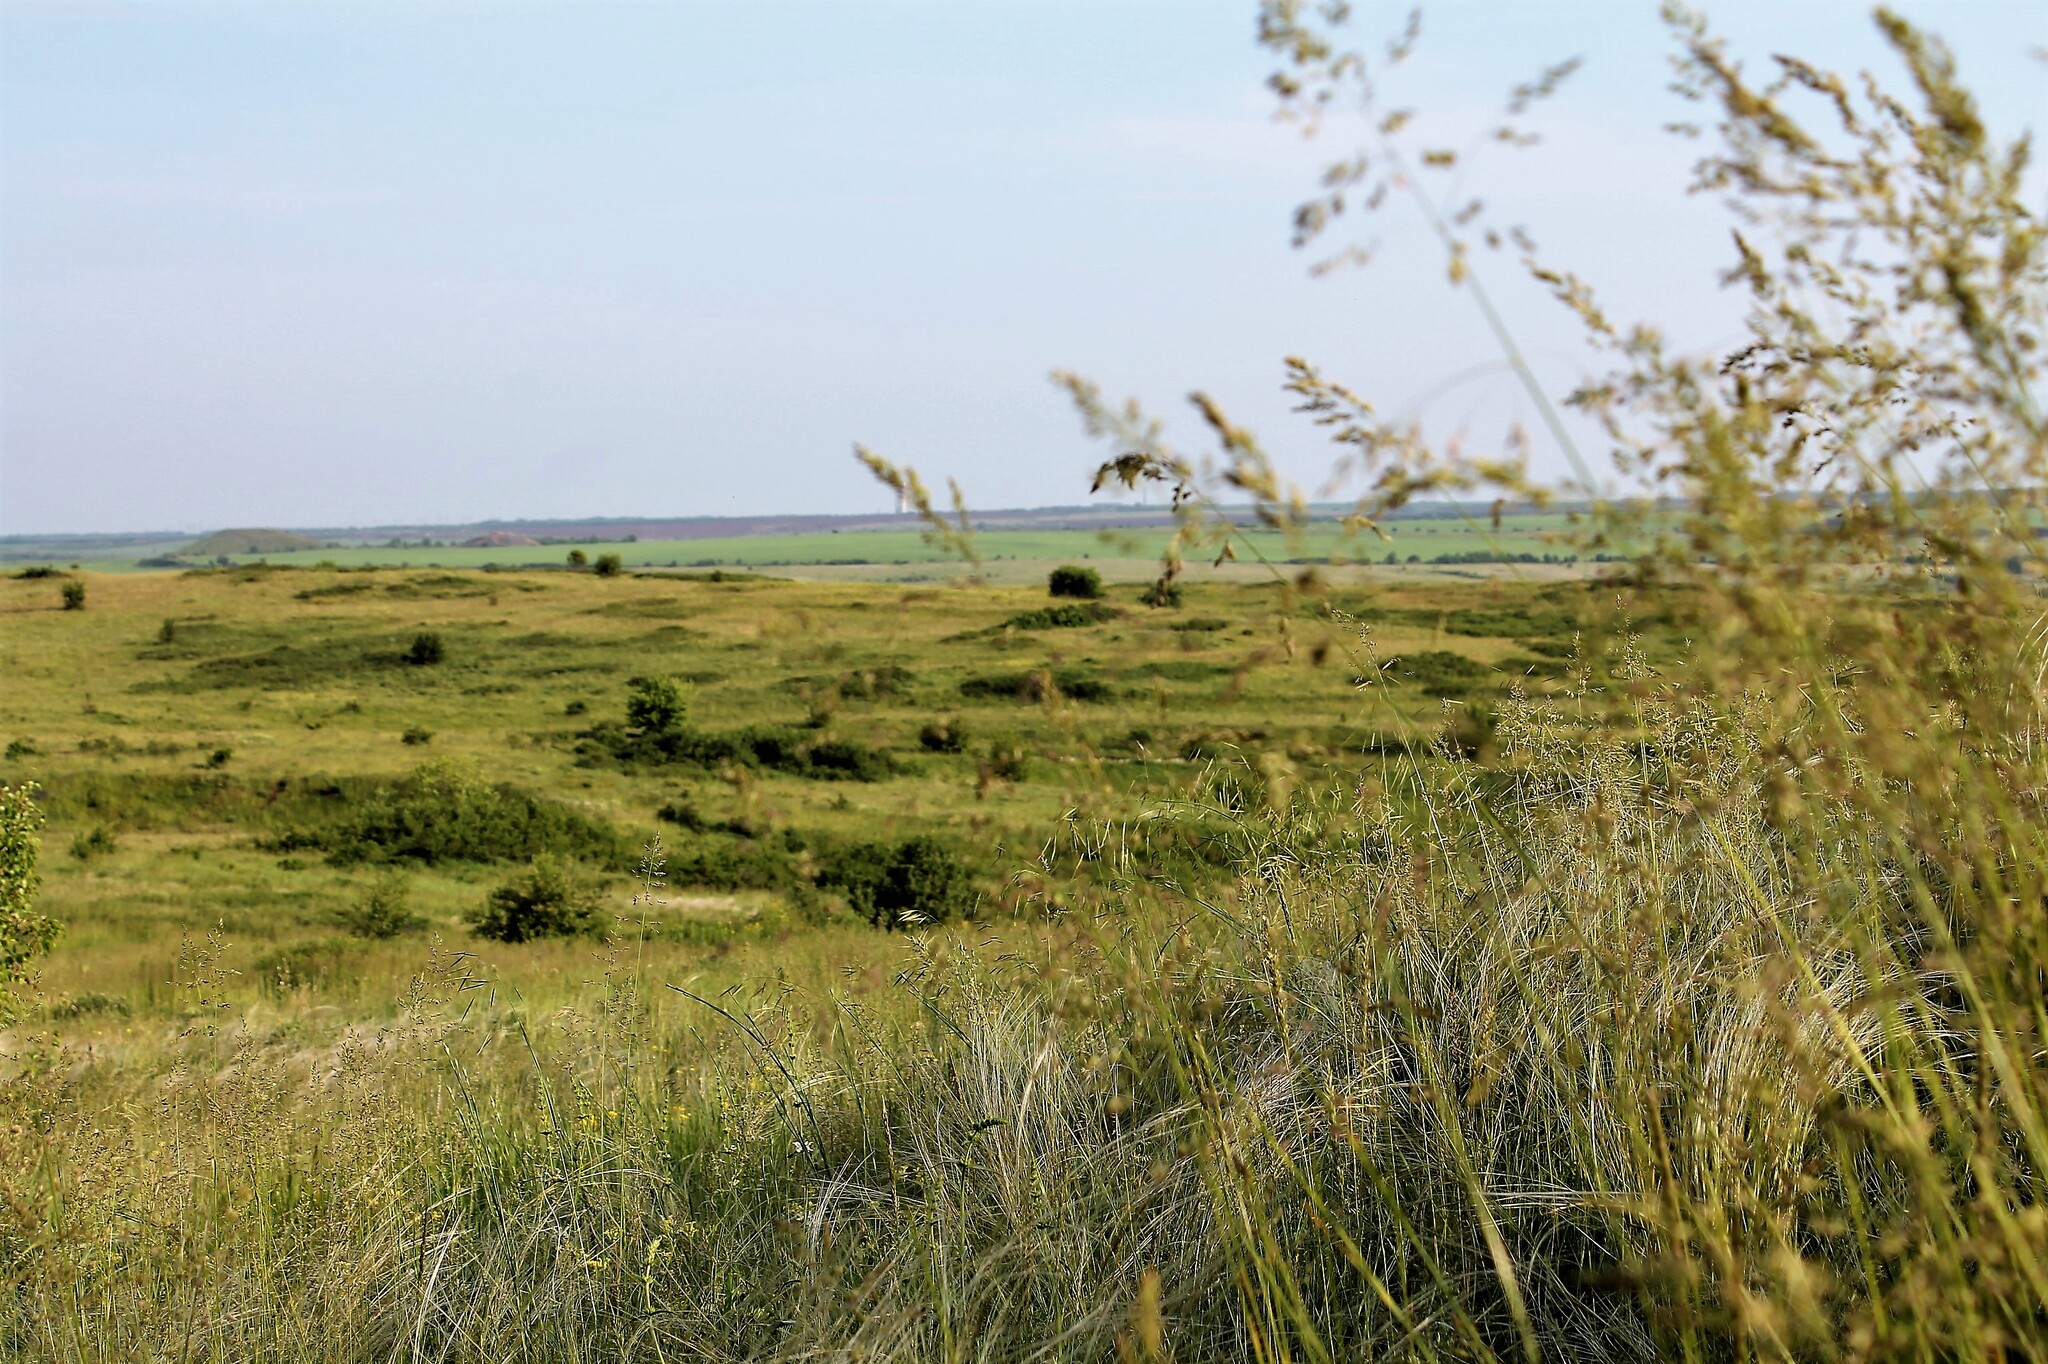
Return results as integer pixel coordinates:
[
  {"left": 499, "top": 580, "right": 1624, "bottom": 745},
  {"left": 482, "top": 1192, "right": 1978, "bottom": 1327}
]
[{"left": 0, "top": 561, "right": 1631, "bottom": 1020}]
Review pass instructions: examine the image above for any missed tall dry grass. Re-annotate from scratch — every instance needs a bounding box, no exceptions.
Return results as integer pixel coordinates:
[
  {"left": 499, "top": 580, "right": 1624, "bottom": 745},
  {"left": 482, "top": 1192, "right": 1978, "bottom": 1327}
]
[{"left": 5, "top": 4, "right": 2047, "bottom": 1360}]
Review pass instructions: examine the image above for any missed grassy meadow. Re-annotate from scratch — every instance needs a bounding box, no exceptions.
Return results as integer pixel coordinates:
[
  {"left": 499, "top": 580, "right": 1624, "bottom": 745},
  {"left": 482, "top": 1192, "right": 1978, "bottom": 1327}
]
[
  {"left": 5, "top": 6, "right": 2045, "bottom": 1360},
  {"left": 0, "top": 557, "right": 1612, "bottom": 1023}
]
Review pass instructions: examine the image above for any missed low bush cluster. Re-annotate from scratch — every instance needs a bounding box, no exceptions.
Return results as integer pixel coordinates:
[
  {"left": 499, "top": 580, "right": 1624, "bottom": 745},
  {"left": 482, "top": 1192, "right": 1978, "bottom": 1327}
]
[
  {"left": 958, "top": 669, "right": 1115, "bottom": 703},
  {"left": 994, "top": 602, "right": 1117, "bottom": 632},
  {"left": 278, "top": 759, "right": 623, "bottom": 866}
]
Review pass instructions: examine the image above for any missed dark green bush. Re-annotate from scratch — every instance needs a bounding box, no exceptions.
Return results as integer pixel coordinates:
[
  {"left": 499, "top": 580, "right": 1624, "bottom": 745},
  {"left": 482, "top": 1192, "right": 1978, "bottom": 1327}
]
[
  {"left": 566, "top": 548, "right": 588, "bottom": 567},
  {"left": 999, "top": 602, "right": 1117, "bottom": 632},
  {"left": 401, "top": 726, "right": 433, "bottom": 746},
  {"left": 283, "top": 760, "right": 622, "bottom": 866},
  {"left": 60, "top": 582, "right": 85, "bottom": 611},
  {"left": 818, "top": 835, "right": 974, "bottom": 929},
  {"left": 469, "top": 855, "right": 606, "bottom": 943},
  {"left": 983, "top": 734, "right": 1029, "bottom": 783},
  {"left": 1047, "top": 565, "right": 1104, "bottom": 599},
  {"left": 14, "top": 565, "right": 59, "bottom": 580},
  {"left": 593, "top": 553, "right": 624, "bottom": 578},
  {"left": 918, "top": 719, "right": 965, "bottom": 753},
  {"left": 1386, "top": 649, "right": 1492, "bottom": 699},
  {"left": 406, "top": 633, "right": 444, "bottom": 666},
  {"left": 958, "top": 669, "right": 1114, "bottom": 703},
  {"left": 584, "top": 720, "right": 894, "bottom": 782}
]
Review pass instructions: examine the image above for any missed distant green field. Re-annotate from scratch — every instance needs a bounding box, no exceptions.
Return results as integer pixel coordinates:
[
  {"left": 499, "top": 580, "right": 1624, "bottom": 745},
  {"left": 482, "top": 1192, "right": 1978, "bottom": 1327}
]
[{"left": 66, "top": 513, "right": 1614, "bottom": 576}]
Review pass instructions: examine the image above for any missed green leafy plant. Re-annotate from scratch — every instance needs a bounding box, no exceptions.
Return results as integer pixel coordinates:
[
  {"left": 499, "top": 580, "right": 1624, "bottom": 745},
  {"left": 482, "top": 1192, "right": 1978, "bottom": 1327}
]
[
  {"left": 405, "top": 632, "right": 444, "bottom": 666},
  {"left": 917, "top": 718, "right": 965, "bottom": 753},
  {"left": 592, "top": 553, "right": 623, "bottom": 578},
  {"left": 566, "top": 548, "right": 588, "bottom": 567},
  {"left": 1047, "top": 564, "right": 1104, "bottom": 599},
  {"left": 468, "top": 854, "right": 606, "bottom": 942},
  {"left": 818, "top": 835, "right": 974, "bottom": 929},
  {"left": 0, "top": 785, "right": 58, "bottom": 1019},
  {"left": 60, "top": 581, "right": 85, "bottom": 611},
  {"left": 67, "top": 827, "right": 116, "bottom": 861},
  {"left": 624, "top": 675, "right": 690, "bottom": 736},
  {"left": 333, "top": 870, "right": 426, "bottom": 938}
]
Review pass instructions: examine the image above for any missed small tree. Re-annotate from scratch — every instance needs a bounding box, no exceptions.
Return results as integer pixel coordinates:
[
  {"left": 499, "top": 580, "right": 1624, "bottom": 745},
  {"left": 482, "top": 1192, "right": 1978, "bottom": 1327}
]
[
  {"left": 1048, "top": 565, "right": 1103, "bottom": 599},
  {"left": 566, "top": 548, "right": 589, "bottom": 567},
  {"left": 626, "top": 675, "right": 691, "bottom": 736},
  {"left": 0, "top": 785, "right": 59, "bottom": 1020},
  {"left": 60, "top": 582, "right": 85, "bottom": 611},
  {"left": 335, "top": 870, "right": 425, "bottom": 938},
  {"left": 593, "top": 553, "right": 624, "bottom": 577},
  {"left": 406, "top": 632, "right": 444, "bottom": 666},
  {"left": 469, "top": 855, "right": 605, "bottom": 943}
]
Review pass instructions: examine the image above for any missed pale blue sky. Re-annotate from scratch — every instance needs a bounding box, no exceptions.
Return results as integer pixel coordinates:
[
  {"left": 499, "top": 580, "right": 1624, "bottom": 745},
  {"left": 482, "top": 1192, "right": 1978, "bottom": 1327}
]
[{"left": 2, "top": 1, "right": 2040, "bottom": 534}]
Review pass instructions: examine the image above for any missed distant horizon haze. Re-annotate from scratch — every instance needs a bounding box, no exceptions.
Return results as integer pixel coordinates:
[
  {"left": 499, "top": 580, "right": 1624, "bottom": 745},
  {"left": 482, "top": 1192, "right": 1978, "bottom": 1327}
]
[{"left": 3, "top": 1, "right": 2040, "bottom": 536}]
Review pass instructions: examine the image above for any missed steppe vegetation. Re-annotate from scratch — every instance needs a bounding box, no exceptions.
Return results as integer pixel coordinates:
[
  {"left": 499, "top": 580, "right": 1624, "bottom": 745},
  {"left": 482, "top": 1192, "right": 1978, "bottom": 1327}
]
[{"left": 2, "top": 4, "right": 2045, "bottom": 1361}]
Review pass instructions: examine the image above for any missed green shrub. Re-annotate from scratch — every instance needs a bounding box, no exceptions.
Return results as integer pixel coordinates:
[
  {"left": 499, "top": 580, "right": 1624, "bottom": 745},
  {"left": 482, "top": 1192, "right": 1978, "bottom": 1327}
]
[
  {"left": 625, "top": 675, "right": 690, "bottom": 736},
  {"left": 959, "top": 669, "right": 1114, "bottom": 703},
  {"left": 283, "top": 759, "right": 622, "bottom": 866},
  {"left": 999, "top": 602, "right": 1117, "bottom": 632},
  {"left": 566, "top": 548, "right": 588, "bottom": 567},
  {"left": 983, "top": 733, "right": 1029, "bottom": 783},
  {"left": 585, "top": 718, "right": 894, "bottom": 782},
  {"left": 819, "top": 835, "right": 974, "bottom": 929},
  {"left": 252, "top": 938, "right": 358, "bottom": 997},
  {"left": 334, "top": 871, "right": 426, "bottom": 938},
  {"left": 0, "top": 784, "right": 58, "bottom": 1019},
  {"left": 67, "top": 827, "right": 116, "bottom": 861},
  {"left": 204, "top": 747, "right": 233, "bottom": 769},
  {"left": 14, "top": 565, "right": 59, "bottom": 580},
  {"left": 1384, "top": 649, "right": 1492, "bottom": 699},
  {"left": 401, "top": 726, "right": 433, "bottom": 746},
  {"left": 469, "top": 855, "right": 606, "bottom": 942},
  {"left": 1047, "top": 564, "right": 1104, "bottom": 599},
  {"left": 593, "top": 553, "right": 623, "bottom": 578},
  {"left": 47, "top": 990, "right": 129, "bottom": 1020},
  {"left": 60, "top": 581, "right": 85, "bottom": 611},
  {"left": 917, "top": 718, "right": 965, "bottom": 753},
  {"left": 156, "top": 619, "right": 176, "bottom": 644},
  {"left": 405, "top": 632, "right": 444, "bottom": 666},
  {"left": 1139, "top": 580, "right": 1182, "bottom": 609},
  {"left": 4, "top": 739, "right": 39, "bottom": 761},
  {"left": 654, "top": 797, "right": 709, "bottom": 831}
]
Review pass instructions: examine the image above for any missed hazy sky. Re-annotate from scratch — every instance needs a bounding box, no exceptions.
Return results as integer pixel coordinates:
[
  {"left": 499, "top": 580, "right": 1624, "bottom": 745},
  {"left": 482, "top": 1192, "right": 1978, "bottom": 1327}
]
[{"left": 2, "top": 1, "right": 2040, "bottom": 534}]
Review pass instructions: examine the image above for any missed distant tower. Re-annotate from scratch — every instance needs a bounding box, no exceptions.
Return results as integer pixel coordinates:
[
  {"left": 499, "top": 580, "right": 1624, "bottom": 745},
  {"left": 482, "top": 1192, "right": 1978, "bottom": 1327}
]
[{"left": 896, "top": 487, "right": 907, "bottom": 515}]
